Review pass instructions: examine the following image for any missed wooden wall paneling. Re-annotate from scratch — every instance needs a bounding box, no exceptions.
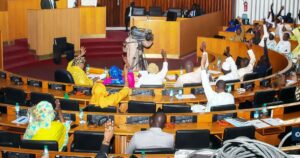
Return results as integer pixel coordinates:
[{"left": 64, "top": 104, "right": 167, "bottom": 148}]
[
  {"left": 0, "top": 0, "right": 7, "bottom": 11},
  {"left": 56, "top": 0, "right": 68, "bottom": 8},
  {"left": 7, "top": 0, "right": 40, "bottom": 41},
  {"left": 0, "top": 11, "right": 8, "bottom": 41},
  {"left": 98, "top": 0, "right": 120, "bottom": 26},
  {"left": 0, "top": 31, "right": 3, "bottom": 70}
]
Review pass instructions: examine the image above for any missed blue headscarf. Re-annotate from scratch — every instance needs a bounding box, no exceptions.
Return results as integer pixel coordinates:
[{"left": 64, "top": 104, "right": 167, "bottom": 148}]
[{"left": 109, "top": 66, "right": 124, "bottom": 84}]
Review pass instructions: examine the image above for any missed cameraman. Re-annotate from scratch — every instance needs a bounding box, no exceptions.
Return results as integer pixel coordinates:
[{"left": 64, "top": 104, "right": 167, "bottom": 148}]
[{"left": 123, "top": 26, "right": 153, "bottom": 71}]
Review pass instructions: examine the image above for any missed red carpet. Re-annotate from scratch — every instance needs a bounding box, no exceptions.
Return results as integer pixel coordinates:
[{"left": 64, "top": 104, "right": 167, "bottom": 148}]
[{"left": 6, "top": 31, "right": 198, "bottom": 81}]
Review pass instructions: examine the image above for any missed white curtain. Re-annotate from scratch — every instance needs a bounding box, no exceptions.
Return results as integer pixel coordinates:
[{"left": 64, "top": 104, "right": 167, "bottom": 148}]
[{"left": 234, "top": 0, "right": 300, "bottom": 24}]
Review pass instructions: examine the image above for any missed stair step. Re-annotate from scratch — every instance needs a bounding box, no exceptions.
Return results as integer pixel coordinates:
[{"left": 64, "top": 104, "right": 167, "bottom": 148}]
[
  {"left": 85, "top": 51, "right": 123, "bottom": 57},
  {"left": 4, "top": 54, "right": 35, "bottom": 63},
  {"left": 5, "top": 59, "right": 37, "bottom": 70},
  {"left": 4, "top": 46, "right": 28, "bottom": 54},
  {"left": 15, "top": 38, "right": 29, "bottom": 47}
]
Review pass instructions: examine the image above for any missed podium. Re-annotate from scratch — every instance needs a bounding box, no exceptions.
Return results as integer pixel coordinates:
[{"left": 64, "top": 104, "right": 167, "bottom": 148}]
[{"left": 28, "top": 7, "right": 106, "bottom": 58}]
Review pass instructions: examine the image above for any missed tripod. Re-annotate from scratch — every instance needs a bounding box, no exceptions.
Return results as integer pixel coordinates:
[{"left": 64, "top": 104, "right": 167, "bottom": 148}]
[{"left": 135, "top": 41, "right": 148, "bottom": 70}]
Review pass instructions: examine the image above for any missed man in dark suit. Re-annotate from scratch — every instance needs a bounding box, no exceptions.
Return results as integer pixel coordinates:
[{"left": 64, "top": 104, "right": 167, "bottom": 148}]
[
  {"left": 188, "top": 3, "right": 203, "bottom": 18},
  {"left": 125, "top": 1, "right": 135, "bottom": 32},
  {"left": 41, "top": 0, "right": 57, "bottom": 9}
]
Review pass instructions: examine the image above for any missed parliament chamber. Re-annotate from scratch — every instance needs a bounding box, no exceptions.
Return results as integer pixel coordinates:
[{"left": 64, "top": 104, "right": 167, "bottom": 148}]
[{"left": 0, "top": 0, "right": 300, "bottom": 157}]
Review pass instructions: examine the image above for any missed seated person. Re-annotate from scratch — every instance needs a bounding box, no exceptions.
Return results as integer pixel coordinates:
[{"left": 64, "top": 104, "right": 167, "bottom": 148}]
[
  {"left": 292, "top": 27, "right": 300, "bottom": 58},
  {"left": 226, "top": 19, "right": 241, "bottom": 32},
  {"left": 125, "top": 111, "right": 174, "bottom": 154},
  {"left": 230, "top": 18, "right": 245, "bottom": 42},
  {"left": 23, "top": 100, "right": 70, "bottom": 151},
  {"left": 283, "top": 12, "right": 294, "bottom": 23},
  {"left": 200, "top": 53, "right": 234, "bottom": 112},
  {"left": 175, "top": 42, "right": 209, "bottom": 87},
  {"left": 96, "top": 120, "right": 114, "bottom": 158},
  {"left": 259, "top": 19, "right": 277, "bottom": 50},
  {"left": 275, "top": 21, "right": 291, "bottom": 57},
  {"left": 250, "top": 23, "right": 262, "bottom": 45},
  {"left": 90, "top": 65, "right": 130, "bottom": 108},
  {"left": 237, "top": 41, "right": 256, "bottom": 80},
  {"left": 217, "top": 47, "right": 239, "bottom": 81},
  {"left": 67, "top": 47, "right": 99, "bottom": 86},
  {"left": 103, "top": 66, "right": 124, "bottom": 85},
  {"left": 254, "top": 38, "right": 271, "bottom": 77},
  {"left": 135, "top": 50, "right": 168, "bottom": 88}
]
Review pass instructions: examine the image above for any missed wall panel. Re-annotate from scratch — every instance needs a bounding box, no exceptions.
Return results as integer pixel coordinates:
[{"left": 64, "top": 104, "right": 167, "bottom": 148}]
[
  {"left": 0, "top": 11, "right": 8, "bottom": 41},
  {"left": 99, "top": 0, "right": 234, "bottom": 26}
]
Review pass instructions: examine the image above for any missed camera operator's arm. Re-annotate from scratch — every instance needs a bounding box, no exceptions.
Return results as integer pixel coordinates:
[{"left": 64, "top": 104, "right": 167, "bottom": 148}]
[
  {"left": 123, "top": 38, "right": 129, "bottom": 53},
  {"left": 142, "top": 40, "right": 153, "bottom": 48}
]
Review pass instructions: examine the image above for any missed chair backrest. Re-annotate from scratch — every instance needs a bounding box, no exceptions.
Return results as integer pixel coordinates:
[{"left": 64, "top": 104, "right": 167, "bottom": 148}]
[
  {"left": 2, "top": 87, "right": 27, "bottom": 105},
  {"left": 223, "top": 126, "right": 255, "bottom": 141},
  {"left": 266, "top": 67, "right": 273, "bottom": 76},
  {"left": 253, "top": 90, "right": 277, "bottom": 107},
  {"left": 278, "top": 86, "right": 296, "bottom": 103},
  {"left": 133, "top": 7, "right": 146, "bottom": 16},
  {"left": 29, "top": 92, "right": 55, "bottom": 107},
  {"left": 149, "top": 7, "right": 162, "bottom": 16},
  {"left": 183, "top": 83, "right": 202, "bottom": 87},
  {"left": 168, "top": 8, "right": 182, "bottom": 17},
  {"left": 175, "top": 130, "right": 210, "bottom": 150},
  {"left": 0, "top": 131, "right": 21, "bottom": 147},
  {"left": 59, "top": 99, "right": 79, "bottom": 111},
  {"left": 211, "top": 104, "right": 237, "bottom": 122},
  {"left": 21, "top": 140, "right": 58, "bottom": 151},
  {"left": 84, "top": 105, "right": 117, "bottom": 113},
  {"left": 210, "top": 104, "right": 236, "bottom": 111},
  {"left": 134, "top": 148, "right": 174, "bottom": 154},
  {"left": 54, "top": 69, "right": 74, "bottom": 84},
  {"left": 162, "top": 104, "right": 191, "bottom": 113},
  {"left": 128, "top": 101, "right": 156, "bottom": 113},
  {"left": 54, "top": 37, "right": 67, "bottom": 47},
  {"left": 140, "top": 84, "right": 164, "bottom": 88},
  {"left": 166, "top": 11, "right": 177, "bottom": 21},
  {"left": 72, "top": 131, "right": 104, "bottom": 153},
  {"left": 243, "top": 72, "right": 259, "bottom": 81}
]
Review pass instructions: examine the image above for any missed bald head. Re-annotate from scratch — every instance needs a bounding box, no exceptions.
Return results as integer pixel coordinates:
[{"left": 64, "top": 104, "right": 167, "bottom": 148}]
[
  {"left": 149, "top": 112, "right": 166, "bottom": 129},
  {"left": 216, "top": 80, "right": 226, "bottom": 92},
  {"left": 184, "top": 61, "right": 194, "bottom": 73}
]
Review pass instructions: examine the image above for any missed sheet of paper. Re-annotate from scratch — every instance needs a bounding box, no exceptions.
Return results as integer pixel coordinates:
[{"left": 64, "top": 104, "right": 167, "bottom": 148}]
[
  {"left": 68, "top": 0, "right": 76, "bottom": 8},
  {"left": 247, "top": 119, "right": 270, "bottom": 129},
  {"left": 208, "top": 70, "right": 221, "bottom": 75},
  {"left": 225, "top": 118, "right": 251, "bottom": 127},
  {"left": 175, "top": 94, "right": 196, "bottom": 100},
  {"left": 81, "top": 0, "right": 97, "bottom": 6},
  {"left": 12, "top": 116, "right": 29, "bottom": 124},
  {"left": 166, "top": 74, "right": 176, "bottom": 80},
  {"left": 261, "top": 118, "right": 283, "bottom": 126},
  {"left": 88, "top": 73, "right": 106, "bottom": 80}
]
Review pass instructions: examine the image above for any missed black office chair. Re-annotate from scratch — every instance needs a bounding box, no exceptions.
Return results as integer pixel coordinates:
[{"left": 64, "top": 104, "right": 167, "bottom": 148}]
[
  {"left": 59, "top": 99, "right": 79, "bottom": 111},
  {"left": 128, "top": 101, "right": 156, "bottom": 113},
  {"left": 21, "top": 140, "right": 58, "bottom": 151},
  {"left": 211, "top": 104, "right": 237, "bottom": 122},
  {"left": 183, "top": 83, "right": 202, "bottom": 87},
  {"left": 84, "top": 104, "right": 117, "bottom": 113},
  {"left": 211, "top": 126, "right": 255, "bottom": 149},
  {"left": 253, "top": 90, "right": 277, "bottom": 107},
  {"left": 175, "top": 130, "right": 210, "bottom": 150},
  {"left": 167, "top": 8, "right": 182, "bottom": 17},
  {"left": 223, "top": 126, "right": 256, "bottom": 140},
  {"left": 53, "top": 37, "right": 75, "bottom": 64},
  {"left": 0, "top": 131, "right": 21, "bottom": 147},
  {"left": 54, "top": 69, "right": 75, "bottom": 84},
  {"left": 133, "top": 7, "right": 146, "bottom": 16},
  {"left": 210, "top": 104, "right": 236, "bottom": 112},
  {"left": 265, "top": 67, "right": 273, "bottom": 77},
  {"left": 243, "top": 72, "right": 259, "bottom": 81},
  {"left": 71, "top": 131, "right": 104, "bottom": 153},
  {"left": 162, "top": 104, "right": 191, "bottom": 113},
  {"left": 28, "top": 92, "right": 55, "bottom": 107},
  {"left": 278, "top": 86, "right": 297, "bottom": 103},
  {"left": 149, "top": 7, "right": 162, "bottom": 16},
  {"left": 134, "top": 148, "right": 174, "bottom": 154},
  {"left": 166, "top": 11, "right": 177, "bottom": 21},
  {"left": 1, "top": 87, "right": 27, "bottom": 105}
]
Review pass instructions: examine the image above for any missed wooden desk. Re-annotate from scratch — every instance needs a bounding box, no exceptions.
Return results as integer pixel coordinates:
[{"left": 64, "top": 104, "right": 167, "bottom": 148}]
[
  {"left": 218, "top": 31, "right": 254, "bottom": 41},
  {"left": 130, "top": 11, "right": 223, "bottom": 59}
]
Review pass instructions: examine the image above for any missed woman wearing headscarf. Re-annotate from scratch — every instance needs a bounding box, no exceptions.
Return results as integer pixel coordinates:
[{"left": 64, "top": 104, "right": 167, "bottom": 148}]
[
  {"left": 67, "top": 47, "right": 99, "bottom": 86},
  {"left": 23, "top": 100, "right": 70, "bottom": 151},
  {"left": 90, "top": 58, "right": 130, "bottom": 108}
]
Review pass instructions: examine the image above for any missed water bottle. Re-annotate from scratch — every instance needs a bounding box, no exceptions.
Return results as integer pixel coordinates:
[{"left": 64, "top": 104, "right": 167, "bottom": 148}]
[
  {"left": 85, "top": 64, "right": 90, "bottom": 75},
  {"left": 253, "top": 108, "right": 259, "bottom": 119},
  {"left": 15, "top": 102, "right": 20, "bottom": 118},
  {"left": 141, "top": 150, "right": 146, "bottom": 158},
  {"left": 169, "top": 89, "right": 174, "bottom": 100},
  {"left": 43, "top": 145, "right": 49, "bottom": 158},
  {"left": 262, "top": 103, "right": 268, "bottom": 117},
  {"left": 79, "top": 108, "right": 84, "bottom": 125},
  {"left": 179, "top": 65, "right": 183, "bottom": 76},
  {"left": 217, "top": 56, "right": 222, "bottom": 70},
  {"left": 226, "top": 85, "right": 232, "bottom": 93},
  {"left": 178, "top": 89, "right": 183, "bottom": 99}
]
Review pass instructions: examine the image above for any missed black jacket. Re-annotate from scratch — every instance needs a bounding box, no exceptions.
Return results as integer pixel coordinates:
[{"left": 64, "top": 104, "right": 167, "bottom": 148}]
[{"left": 41, "top": 0, "right": 57, "bottom": 9}]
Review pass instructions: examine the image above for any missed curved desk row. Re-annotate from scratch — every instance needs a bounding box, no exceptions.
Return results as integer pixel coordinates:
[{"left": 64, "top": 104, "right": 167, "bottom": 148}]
[{"left": 0, "top": 101, "right": 300, "bottom": 153}]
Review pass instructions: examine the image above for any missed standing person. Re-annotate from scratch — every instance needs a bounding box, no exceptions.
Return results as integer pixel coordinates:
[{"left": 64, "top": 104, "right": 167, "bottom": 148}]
[
  {"left": 125, "top": 1, "right": 135, "bottom": 32},
  {"left": 41, "top": 0, "right": 57, "bottom": 9},
  {"left": 254, "top": 38, "right": 271, "bottom": 77},
  {"left": 123, "top": 26, "right": 153, "bottom": 71}
]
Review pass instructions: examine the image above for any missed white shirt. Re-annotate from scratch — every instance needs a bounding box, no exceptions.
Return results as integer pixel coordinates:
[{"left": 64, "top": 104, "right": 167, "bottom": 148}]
[
  {"left": 217, "top": 56, "right": 239, "bottom": 81},
  {"left": 125, "top": 128, "right": 174, "bottom": 154},
  {"left": 49, "top": 0, "right": 54, "bottom": 8},
  {"left": 135, "top": 62, "right": 168, "bottom": 88},
  {"left": 275, "top": 24, "right": 291, "bottom": 55},
  {"left": 174, "top": 52, "right": 209, "bottom": 87},
  {"left": 129, "top": 6, "right": 133, "bottom": 17},
  {"left": 237, "top": 49, "right": 256, "bottom": 80},
  {"left": 258, "top": 24, "right": 277, "bottom": 50},
  {"left": 201, "top": 70, "right": 235, "bottom": 112}
]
